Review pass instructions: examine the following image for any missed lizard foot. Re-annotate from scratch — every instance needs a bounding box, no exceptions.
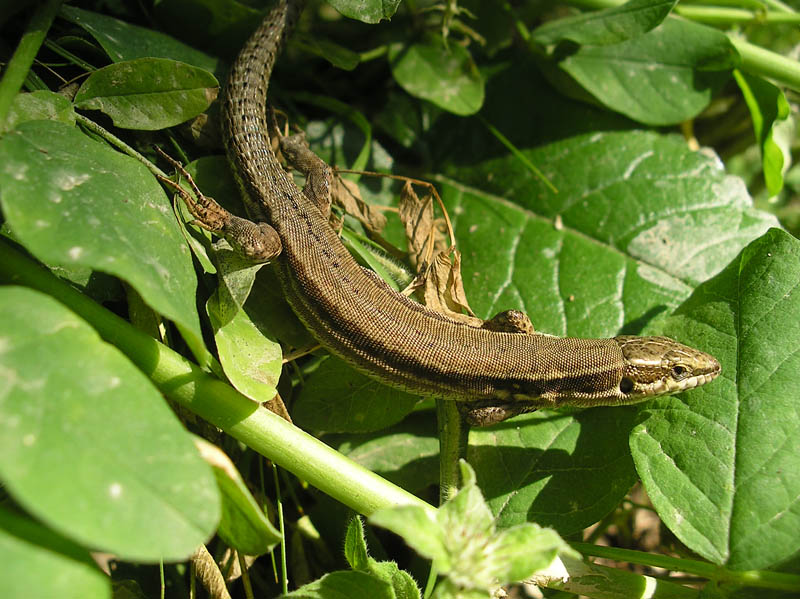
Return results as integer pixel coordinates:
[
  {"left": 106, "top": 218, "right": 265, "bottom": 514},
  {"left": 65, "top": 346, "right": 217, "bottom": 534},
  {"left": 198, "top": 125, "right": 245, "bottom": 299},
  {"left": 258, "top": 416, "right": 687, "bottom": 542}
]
[{"left": 156, "top": 147, "right": 281, "bottom": 263}]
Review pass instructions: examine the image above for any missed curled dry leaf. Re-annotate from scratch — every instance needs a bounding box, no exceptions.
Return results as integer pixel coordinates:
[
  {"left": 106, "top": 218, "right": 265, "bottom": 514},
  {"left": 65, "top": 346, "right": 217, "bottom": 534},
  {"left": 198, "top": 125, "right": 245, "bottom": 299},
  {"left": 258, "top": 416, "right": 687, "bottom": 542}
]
[
  {"left": 332, "top": 176, "right": 387, "bottom": 234},
  {"left": 399, "top": 180, "right": 436, "bottom": 270},
  {"left": 418, "top": 250, "right": 481, "bottom": 325}
]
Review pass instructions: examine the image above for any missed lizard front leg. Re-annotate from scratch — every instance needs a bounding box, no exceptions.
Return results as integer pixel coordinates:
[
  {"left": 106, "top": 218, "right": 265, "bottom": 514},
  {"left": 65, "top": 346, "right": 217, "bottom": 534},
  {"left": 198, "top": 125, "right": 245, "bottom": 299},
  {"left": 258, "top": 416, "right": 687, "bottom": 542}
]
[{"left": 156, "top": 148, "right": 282, "bottom": 263}]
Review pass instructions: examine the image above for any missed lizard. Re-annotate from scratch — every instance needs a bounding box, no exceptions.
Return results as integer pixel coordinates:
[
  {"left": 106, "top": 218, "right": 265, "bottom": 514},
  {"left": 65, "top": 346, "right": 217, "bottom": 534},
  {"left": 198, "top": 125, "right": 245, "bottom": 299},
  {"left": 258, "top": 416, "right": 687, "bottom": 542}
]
[{"left": 166, "top": 0, "right": 721, "bottom": 427}]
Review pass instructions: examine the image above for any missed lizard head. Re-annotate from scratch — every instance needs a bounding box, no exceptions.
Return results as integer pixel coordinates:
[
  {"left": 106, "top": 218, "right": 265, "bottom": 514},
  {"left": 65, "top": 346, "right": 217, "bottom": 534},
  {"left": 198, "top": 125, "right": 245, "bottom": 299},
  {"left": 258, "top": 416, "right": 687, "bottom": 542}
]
[{"left": 613, "top": 335, "right": 721, "bottom": 402}]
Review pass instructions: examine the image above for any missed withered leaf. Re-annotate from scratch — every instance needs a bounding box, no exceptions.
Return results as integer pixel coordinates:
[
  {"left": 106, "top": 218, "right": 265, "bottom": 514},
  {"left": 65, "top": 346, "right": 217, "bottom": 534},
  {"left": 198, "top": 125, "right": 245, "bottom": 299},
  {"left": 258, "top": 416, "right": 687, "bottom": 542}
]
[{"left": 332, "top": 176, "right": 387, "bottom": 234}]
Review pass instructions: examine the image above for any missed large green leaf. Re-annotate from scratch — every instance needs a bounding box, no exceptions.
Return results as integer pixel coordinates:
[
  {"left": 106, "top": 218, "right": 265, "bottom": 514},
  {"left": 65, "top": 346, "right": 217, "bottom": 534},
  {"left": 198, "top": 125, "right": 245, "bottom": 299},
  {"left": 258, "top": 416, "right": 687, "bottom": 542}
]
[
  {"left": 555, "top": 17, "right": 738, "bottom": 125},
  {"left": 0, "top": 120, "right": 205, "bottom": 356},
  {"left": 0, "top": 287, "right": 219, "bottom": 561},
  {"left": 468, "top": 408, "right": 639, "bottom": 534},
  {"left": 631, "top": 229, "right": 800, "bottom": 570},
  {"left": 73, "top": 58, "right": 218, "bottom": 130}
]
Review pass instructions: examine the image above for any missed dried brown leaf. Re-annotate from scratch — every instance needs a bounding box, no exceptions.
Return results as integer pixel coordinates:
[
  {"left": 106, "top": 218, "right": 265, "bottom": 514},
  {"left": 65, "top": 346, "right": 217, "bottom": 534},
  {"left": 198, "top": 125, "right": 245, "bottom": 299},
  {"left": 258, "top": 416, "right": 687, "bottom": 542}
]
[
  {"left": 399, "top": 181, "right": 434, "bottom": 270},
  {"left": 418, "top": 250, "right": 480, "bottom": 325},
  {"left": 332, "top": 176, "right": 387, "bottom": 234}
]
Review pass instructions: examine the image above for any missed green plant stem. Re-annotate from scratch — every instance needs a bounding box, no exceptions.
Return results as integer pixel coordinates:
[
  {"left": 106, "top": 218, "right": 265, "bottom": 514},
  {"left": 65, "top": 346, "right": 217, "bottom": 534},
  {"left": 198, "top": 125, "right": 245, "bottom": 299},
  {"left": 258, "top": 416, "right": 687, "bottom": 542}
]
[
  {"left": 271, "top": 462, "right": 289, "bottom": 595},
  {"left": 0, "top": 238, "right": 433, "bottom": 521},
  {"left": 762, "top": 0, "right": 795, "bottom": 12},
  {"left": 730, "top": 36, "right": 800, "bottom": 91},
  {"left": 436, "top": 399, "right": 468, "bottom": 504},
  {"left": 675, "top": 5, "right": 800, "bottom": 24},
  {"left": 681, "top": 0, "right": 796, "bottom": 12},
  {"left": 0, "top": 0, "right": 63, "bottom": 132},
  {"left": 572, "top": 543, "right": 800, "bottom": 592},
  {"left": 76, "top": 114, "right": 166, "bottom": 177}
]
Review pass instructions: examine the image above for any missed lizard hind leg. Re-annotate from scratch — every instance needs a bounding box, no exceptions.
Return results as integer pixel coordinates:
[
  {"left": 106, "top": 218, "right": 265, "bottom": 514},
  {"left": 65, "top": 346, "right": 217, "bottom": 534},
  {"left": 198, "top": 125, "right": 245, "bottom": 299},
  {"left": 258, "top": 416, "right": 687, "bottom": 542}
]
[
  {"left": 481, "top": 309, "right": 535, "bottom": 334},
  {"left": 155, "top": 147, "right": 281, "bottom": 263},
  {"left": 278, "top": 131, "right": 333, "bottom": 217},
  {"left": 269, "top": 107, "right": 333, "bottom": 217}
]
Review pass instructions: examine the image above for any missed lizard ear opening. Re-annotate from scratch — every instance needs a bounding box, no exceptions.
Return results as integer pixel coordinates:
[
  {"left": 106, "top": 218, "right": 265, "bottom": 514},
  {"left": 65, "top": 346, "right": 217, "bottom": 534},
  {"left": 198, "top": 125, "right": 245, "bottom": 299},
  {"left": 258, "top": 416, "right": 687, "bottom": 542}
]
[{"left": 619, "top": 377, "right": 634, "bottom": 394}]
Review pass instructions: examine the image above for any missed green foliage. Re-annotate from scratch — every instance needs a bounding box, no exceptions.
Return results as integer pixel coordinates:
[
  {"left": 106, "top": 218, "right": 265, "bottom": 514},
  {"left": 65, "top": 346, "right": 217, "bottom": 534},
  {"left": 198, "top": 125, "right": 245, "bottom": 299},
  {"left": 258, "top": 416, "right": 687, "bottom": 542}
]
[
  {"left": 632, "top": 228, "right": 800, "bottom": 570},
  {"left": 370, "top": 461, "right": 575, "bottom": 597},
  {"left": 0, "top": 288, "right": 219, "bottom": 564},
  {"left": 1, "top": 0, "right": 800, "bottom": 597},
  {"left": 531, "top": 0, "right": 678, "bottom": 45},
  {"left": 389, "top": 39, "right": 484, "bottom": 116},
  {"left": 73, "top": 58, "right": 218, "bottom": 130},
  {"left": 734, "top": 70, "right": 791, "bottom": 195},
  {"left": 285, "top": 517, "right": 420, "bottom": 598}
]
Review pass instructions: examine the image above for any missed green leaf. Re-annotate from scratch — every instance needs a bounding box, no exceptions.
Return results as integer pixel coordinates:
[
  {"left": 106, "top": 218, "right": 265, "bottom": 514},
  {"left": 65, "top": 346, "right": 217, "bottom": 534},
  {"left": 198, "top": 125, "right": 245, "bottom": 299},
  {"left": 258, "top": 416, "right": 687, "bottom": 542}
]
[
  {"left": 468, "top": 408, "right": 639, "bottom": 534},
  {"left": 0, "top": 287, "right": 219, "bottom": 561},
  {"left": 344, "top": 516, "right": 421, "bottom": 599},
  {"left": 293, "top": 357, "right": 419, "bottom": 433},
  {"left": 326, "top": 0, "right": 402, "bottom": 24},
  {"left": 556, "top": 17, "right": 738, "bottom": 125},
  {"left": 389, "top": 39, "right": 484, "bottom": 116},
  {"left": 733, "top": 70, "right": 791, "bottom": 196},
  {"left": 344, "top": 516, "right": 370, "bottom": 570},
  {"left": 0, "top": 120, "right": 205, "bottom": 355},
  {"left": 7, "top": 91, "right": 75, "bottom": 129},
  {"left": 487, "top": 525, "right": 566, "bottom": 583},
  {"left": 532, "top": 0, "right": 677, "bottom": 46},
  {"left": 73, "top": 58, "right": 218, "bottom": 130},
  {"left": 283, "top": 570, "right": 395, "bottom": 599},
  {"left": 297, "top": 33, "right": 361, "bottom": 71},
  {"left": 631, "top": 228, "right": 800, "bottom": 571},
  {"left": 0, "top": 507, "right": 109, "bottom": 599},
  {"left": 370, "top": 505, "right": 450, "bottom": 568},
  {"left": 59, "top": 5, "right": 220, "bottom": 74},
  {"left": 446, "top": 129, "right": 777, "bottom": 306},
  {"left": 196, "top": 438, "right": 281, "bottom": 556},
  {"left": 367, "top": 562, "right": 421, "bottom": 599},
  {"left": 206, "top": 256, "right": 282, "bottom": 403}
]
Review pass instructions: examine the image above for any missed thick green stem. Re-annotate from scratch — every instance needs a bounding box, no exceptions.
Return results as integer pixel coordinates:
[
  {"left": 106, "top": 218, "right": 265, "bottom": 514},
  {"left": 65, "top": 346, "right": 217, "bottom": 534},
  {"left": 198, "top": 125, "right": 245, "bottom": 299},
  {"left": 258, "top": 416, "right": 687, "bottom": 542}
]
[
  {"left": 730, "top": 36, "right": 800, "bottom": 91},
  {"left": 675, "top": 5, "right": 800, "bottom": 23},
  {"left": 0, "top": 0, "right": 63, "bottom": 132}
]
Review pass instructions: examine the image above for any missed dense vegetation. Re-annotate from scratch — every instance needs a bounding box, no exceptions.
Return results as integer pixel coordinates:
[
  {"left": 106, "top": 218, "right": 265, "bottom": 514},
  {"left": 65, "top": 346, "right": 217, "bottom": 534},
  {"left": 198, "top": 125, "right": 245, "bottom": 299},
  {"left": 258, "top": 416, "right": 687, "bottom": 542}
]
[{"left": 1, "top": 0, "right": 799, "bottom": 597}]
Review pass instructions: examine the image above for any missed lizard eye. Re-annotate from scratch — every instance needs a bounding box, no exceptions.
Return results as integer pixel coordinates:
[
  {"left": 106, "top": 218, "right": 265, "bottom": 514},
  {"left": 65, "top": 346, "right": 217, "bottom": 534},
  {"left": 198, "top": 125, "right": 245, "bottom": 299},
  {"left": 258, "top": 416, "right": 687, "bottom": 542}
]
[
  {"left": 619, "top": 377, "right": 634, "bottom": 394},
  {"left": 672, "top": 365, "right": 688, "bottom": 379}
]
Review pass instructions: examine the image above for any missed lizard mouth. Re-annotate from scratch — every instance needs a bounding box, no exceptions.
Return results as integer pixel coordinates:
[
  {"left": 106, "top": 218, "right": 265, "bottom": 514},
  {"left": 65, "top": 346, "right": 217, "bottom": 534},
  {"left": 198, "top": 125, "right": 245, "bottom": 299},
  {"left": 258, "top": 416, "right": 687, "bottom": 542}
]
[{"left": 647, "top": 368, "right": 721, "bottom": 397}]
